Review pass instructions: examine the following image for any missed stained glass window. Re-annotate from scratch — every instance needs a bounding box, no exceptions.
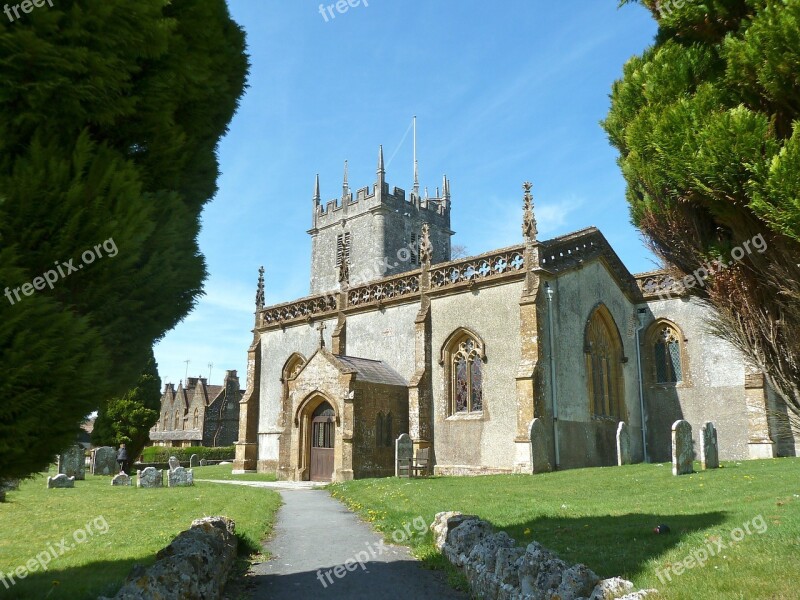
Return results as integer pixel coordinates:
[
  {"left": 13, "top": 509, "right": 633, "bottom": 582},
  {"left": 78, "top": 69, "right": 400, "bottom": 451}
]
[
  {"left": 654, "top": 326, "right": 683, "bottom": 383},
  {"left": 455, "top": 356, "right": 469, "bottom": 412},
  {"left": 448, "top": 332, "right": 485, "bottom": 414}
]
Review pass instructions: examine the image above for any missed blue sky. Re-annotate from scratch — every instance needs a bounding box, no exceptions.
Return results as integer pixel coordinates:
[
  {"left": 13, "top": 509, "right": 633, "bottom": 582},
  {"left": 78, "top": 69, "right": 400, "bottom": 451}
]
[{"left": 153, "top": 0, "right": 659, "bottom": 387}]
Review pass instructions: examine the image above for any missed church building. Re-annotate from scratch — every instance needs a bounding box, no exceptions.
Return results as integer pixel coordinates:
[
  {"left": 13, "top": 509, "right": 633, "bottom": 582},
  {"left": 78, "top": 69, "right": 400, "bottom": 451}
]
[{"left": 232, "top": 147, "right": 798, "bottom": 481}]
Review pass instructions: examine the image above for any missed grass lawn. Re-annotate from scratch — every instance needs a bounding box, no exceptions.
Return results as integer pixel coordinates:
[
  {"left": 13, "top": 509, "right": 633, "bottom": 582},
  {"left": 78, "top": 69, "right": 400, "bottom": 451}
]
[
  {"left": 0, "top": 468, "right": 281, "bottom": 599},
  {"left": 330, "top": 458, "right": 800, "bottom": 600},
  {"left": 192, "top": 463, "right": 277, "bottom": 482}
]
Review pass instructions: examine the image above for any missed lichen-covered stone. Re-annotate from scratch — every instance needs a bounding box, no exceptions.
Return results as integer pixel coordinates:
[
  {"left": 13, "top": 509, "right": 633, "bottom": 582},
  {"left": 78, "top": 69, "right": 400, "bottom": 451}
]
[
  {"left": 589, "top": 576, "right": 635, "bottom": 599},
  {"left": 92, "top": 446, "right": 117, "bottom": 475},
  {"left": 168, "top": 455, "right": 180, "bottom": 472},
  {"left": 556, "top": 563, "right": 600, "bottom": 600},
  {"left": 58, "top": 445, "right": 85, "bottom": 480},
  {"left": 672, "top": 420, "right": 694, "bottom": 475},
  {"left": 430, "top": 511, "right": 479, "bottom": 551},
  {"left": 47, "top": 474, "right": 75, "bottom": 488},
  {"left": 168, "top": 466, "right": 194, "bottom": 487},
  {"left": 137, "top": 467, "right": 163, "bottom": 488},
  {"left": 444, "top": 517, "right": 494, "bottom": 566},
  {"left": 112, "top": 473, "right": 132, "bottom": 486},
  {"left": 101, "top": 516, "right": 237, "bottom": 600},
  {"left": 432, "top": 514, "right": 656, "bottom": 600}
]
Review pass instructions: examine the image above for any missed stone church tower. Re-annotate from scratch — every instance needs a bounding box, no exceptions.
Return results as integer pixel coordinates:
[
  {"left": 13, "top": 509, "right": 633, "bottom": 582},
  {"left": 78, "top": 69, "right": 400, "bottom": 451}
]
[{"left": 309, "top": 146, "right": 453, "bottom": 294}]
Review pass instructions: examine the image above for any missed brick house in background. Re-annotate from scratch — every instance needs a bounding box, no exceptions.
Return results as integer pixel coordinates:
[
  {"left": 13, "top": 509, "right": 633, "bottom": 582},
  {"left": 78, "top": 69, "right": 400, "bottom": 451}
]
[{"left": 149, "top": 369, "right": 243, "bottom": 448}]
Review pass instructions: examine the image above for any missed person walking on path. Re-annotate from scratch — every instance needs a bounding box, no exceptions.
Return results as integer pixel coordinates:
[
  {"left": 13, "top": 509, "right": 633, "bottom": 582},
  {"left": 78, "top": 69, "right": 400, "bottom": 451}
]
[{"left": 117, "top": 443, "right": 129, "bottom": 474}]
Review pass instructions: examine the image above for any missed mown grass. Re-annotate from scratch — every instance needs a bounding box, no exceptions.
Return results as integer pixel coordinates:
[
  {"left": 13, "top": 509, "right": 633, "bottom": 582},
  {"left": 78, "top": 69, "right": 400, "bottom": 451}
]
[
  {"left": 192, "top": 463, "right": 277, "bottom": 482},
  {"left": 0, "top": 467, "right": 281, "bottom": 599},
  {"left": 330, "top": 458, "right": 800, "bottom": 600}
]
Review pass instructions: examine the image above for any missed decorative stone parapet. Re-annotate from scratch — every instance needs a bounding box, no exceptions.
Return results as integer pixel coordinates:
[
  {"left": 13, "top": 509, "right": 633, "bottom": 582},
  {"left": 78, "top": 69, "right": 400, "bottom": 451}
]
[{"left": 431, "top": 511, "right": 657, "bottom": 600}]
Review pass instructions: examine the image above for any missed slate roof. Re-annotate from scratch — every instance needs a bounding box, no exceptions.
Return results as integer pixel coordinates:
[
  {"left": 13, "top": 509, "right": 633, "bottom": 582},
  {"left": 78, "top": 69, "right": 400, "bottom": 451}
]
[{"left": 332, "top": 354, "right": 408, "bottom": 387}]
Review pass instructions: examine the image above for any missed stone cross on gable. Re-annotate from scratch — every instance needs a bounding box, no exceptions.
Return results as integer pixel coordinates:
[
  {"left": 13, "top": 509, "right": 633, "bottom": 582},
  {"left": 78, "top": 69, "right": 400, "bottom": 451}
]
[{"left": 317, "top": 321, "right": 326, "bottom": 348}]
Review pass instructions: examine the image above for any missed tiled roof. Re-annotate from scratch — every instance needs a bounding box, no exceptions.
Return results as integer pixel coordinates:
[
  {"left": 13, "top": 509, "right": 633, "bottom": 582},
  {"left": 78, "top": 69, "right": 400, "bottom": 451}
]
[{"left": 332, "top": 355, "right": 407, "bottom": 387}]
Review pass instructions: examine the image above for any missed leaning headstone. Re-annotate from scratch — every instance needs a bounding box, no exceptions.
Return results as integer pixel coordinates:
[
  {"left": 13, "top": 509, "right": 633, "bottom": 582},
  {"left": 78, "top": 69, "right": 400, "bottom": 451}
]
[
  {"left": 701, "top": 422, "right": 720, "bottom": 470},
  {"left": 0, "top": 479, "right": 20, "bottom": 492},
  {"left": 199, "top": 458, "right": 208, "bottom": 467},
  {"left": 672, "top": 420, "right": 694, "bottom": 475},
  {"left": 137, "top": 467, "right": 163, "bottom": 488},
  {"left": 92, "top": 446, "right": 117, "bottom": 476},
  {"left": 168, "top": 466, "right": 194, "bottom": 487},
  {"left": 395, "top": 433, "right": 413, "bottom": 477},
  {"left": 112, "top": 472, "right": 132, "bottom": 486},
  {"left": 616, "top": 421, "right": 631, "bottom": 466},
  {"left": 529, "top": 418, "right": 551, "bottom": 473},
  {"left": 168, "top": 456, "right": 180, "bottom": 472},
  {"left": 58, "top": 445, "right": 85, "bottom": 480},
  {"left": 47, "top": 474, "right": 75, "bottom": 489},
  {"left": 189, "top": 454, "right": 199, "bottom": 468}
]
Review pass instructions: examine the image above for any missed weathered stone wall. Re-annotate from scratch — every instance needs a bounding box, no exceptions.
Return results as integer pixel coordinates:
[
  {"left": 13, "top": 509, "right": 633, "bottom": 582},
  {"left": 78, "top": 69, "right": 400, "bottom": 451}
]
[
  {"left": 258, "top": 318, "right": 336, "bottom": 471},
  {"left": 352, "top": 381, "right": 409, "bottom": 479},
  {"left": 309, "top": 173, "right": 451, "bottom": 294},
  {"left": 430, "top": 281, "right": 524, "bottom": 473},
  {"left": 431, "top": 511, "right": 656, "bottom": 600},
  {"left": 642, "top": 297, "right": 750, "bottom": 461},
  {"left": 766, "top": 382, "right": 800, "bottom": 457},
  {"left": 102, "top": 516, "right": 237, "bottom": 600},
  {"left": 345, "top": 302, "right": 419, "bottom": 381},
  {"left": 545, "top": 261, "right": 644, "bottom": 468}
]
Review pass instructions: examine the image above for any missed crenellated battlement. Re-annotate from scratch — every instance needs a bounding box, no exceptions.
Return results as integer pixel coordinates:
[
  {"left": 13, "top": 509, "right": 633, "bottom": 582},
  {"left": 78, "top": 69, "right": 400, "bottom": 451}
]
[{"left": 308, "top": 146, "right": 454, "bottom": 294}]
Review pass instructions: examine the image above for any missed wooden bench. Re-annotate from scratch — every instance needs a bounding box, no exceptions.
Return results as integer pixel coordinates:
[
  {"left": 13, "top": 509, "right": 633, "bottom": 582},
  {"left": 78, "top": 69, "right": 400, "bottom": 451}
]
[
  {"left": 397, "top": 447, "right": 430, "bottom": 478},
  {"left": 409, "top": 448, "right": 430, "bottom": 477}
]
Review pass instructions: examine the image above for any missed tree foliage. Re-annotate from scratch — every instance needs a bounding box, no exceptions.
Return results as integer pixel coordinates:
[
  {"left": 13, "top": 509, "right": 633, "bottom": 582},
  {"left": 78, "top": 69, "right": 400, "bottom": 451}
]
[
  {"left": 0, "top": 0, "right": 248, "bottom": 479},
  {"left": 606, "top": 0, "right": 800, "bottom": 414},
  {"left": 92, "top": 350, "right": 162, "bottom": 462}
]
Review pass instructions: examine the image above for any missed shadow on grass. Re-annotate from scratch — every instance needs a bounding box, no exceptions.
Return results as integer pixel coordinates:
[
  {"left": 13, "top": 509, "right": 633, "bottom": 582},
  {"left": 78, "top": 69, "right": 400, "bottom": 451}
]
[
  {"left": 469, "top": 511, "right": 729, "bottom": 580},
  {"left": 1, "top": 557, "right": 144, "bottom": 600}
]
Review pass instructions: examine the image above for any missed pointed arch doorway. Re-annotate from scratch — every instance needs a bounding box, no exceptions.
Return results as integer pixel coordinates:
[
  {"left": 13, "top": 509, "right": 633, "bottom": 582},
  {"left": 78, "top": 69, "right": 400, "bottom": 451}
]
[{"left": 309, "top": 401, "right": 335, "bottom": 482}]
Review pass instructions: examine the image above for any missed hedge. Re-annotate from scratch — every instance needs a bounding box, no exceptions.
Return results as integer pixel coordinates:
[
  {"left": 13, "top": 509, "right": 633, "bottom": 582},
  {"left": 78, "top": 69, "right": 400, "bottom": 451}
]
[{"left": 140, "top": 445, "right": 235, "bottom": 463}]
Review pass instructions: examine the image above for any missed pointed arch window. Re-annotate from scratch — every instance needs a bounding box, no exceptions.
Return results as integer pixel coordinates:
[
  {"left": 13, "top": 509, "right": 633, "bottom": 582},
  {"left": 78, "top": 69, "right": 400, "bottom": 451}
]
[
  {"left": 584, "top": 305, "right": 626, "bottom": 419},
  {"left": 649, "top": 321, "right": 685, "bottom": 384},
  {"left": 442, "top": 329, "right": 486, "bottom": 416},
  {"left": 375, "top": 412, "right": 393, "bottom": 447},
  {"left": 192, "top": 408, "right": 200, "bottom": 429},
  {"left": 174, "top": 410, "right": 181, "bottom": 431}
]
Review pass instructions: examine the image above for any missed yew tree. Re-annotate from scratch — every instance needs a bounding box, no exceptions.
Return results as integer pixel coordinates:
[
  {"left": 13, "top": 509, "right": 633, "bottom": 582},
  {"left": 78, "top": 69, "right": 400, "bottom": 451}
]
[
  {"left": 0, "top": 0, "right": 248, "bottom": 479},
  {"left": 605, "top": 0, "right": 800, "bottom": 416}
]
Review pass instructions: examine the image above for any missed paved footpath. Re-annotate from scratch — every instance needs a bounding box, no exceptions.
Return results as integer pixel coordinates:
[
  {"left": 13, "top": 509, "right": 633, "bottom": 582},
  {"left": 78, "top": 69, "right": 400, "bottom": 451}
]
[{"left": 242, "top": 488, "right": 467, "bottom": 600}]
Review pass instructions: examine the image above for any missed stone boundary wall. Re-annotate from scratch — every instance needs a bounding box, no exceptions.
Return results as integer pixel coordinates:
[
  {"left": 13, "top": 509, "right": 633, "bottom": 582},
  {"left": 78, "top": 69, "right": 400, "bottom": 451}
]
[
  {"left": 431, "top": 512, "right": 657, "bottom": 600},
  {"left": 100, "top": 516, "right": 237, "bottom": 600}
]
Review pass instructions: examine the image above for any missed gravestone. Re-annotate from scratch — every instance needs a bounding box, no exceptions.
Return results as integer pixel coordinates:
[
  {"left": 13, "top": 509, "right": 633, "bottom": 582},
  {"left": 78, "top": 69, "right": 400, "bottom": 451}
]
[
  {"left": 168, "top": 466, "right": 194, "bottom": 487},
  {"left": 672, "top": 420, "right": 694, "bottom": 475},
  {"left": 529, "top": 418, "right": 551, "bottom": 473},
  {"left": 0, "top": 479, "right": 20, "bottom": 492},
  {"left": 58, "top": 445, "right": 85, "bottom": 480},
  {"left": 168, "top": 456, "right": 180, "bottom": 472},
  {"left": 190, "top": 454, "right": 199, "bottom": 468},
  {"left": 92, "top": 446, "right": 117, "bottom": 476},
  {"left": 199, "top": 458, "right": 208, "bottom": 467},
  {"left": 395, "top": 433, "right": 413, "bottom": 477},
  {"left": 48, "top": 474, "right": 75, "bottom": 489},
  {"left": 701, "top": 422, "right": 720, "bottom": 470},
  {"left": 616, "top": 421, "right": 631, "bottom": 466},
  {"left": 112, "top": 472, "right": 132, "bottom": 486},
  {"left": 137, "top": 467, "right": 163, "bottom": 488}
]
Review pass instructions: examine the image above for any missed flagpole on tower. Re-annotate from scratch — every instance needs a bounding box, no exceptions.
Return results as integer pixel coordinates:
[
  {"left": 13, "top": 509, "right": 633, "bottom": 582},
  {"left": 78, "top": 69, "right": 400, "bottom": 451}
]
[{"left": 413, "top": 116, "right": 419, "bottom": 197}]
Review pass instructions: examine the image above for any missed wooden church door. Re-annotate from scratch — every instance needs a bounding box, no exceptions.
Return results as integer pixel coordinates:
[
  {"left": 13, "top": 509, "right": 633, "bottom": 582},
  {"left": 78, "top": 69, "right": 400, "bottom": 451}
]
[{"left": 310, "top": 402, "right": 335, "bottom": 482}]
